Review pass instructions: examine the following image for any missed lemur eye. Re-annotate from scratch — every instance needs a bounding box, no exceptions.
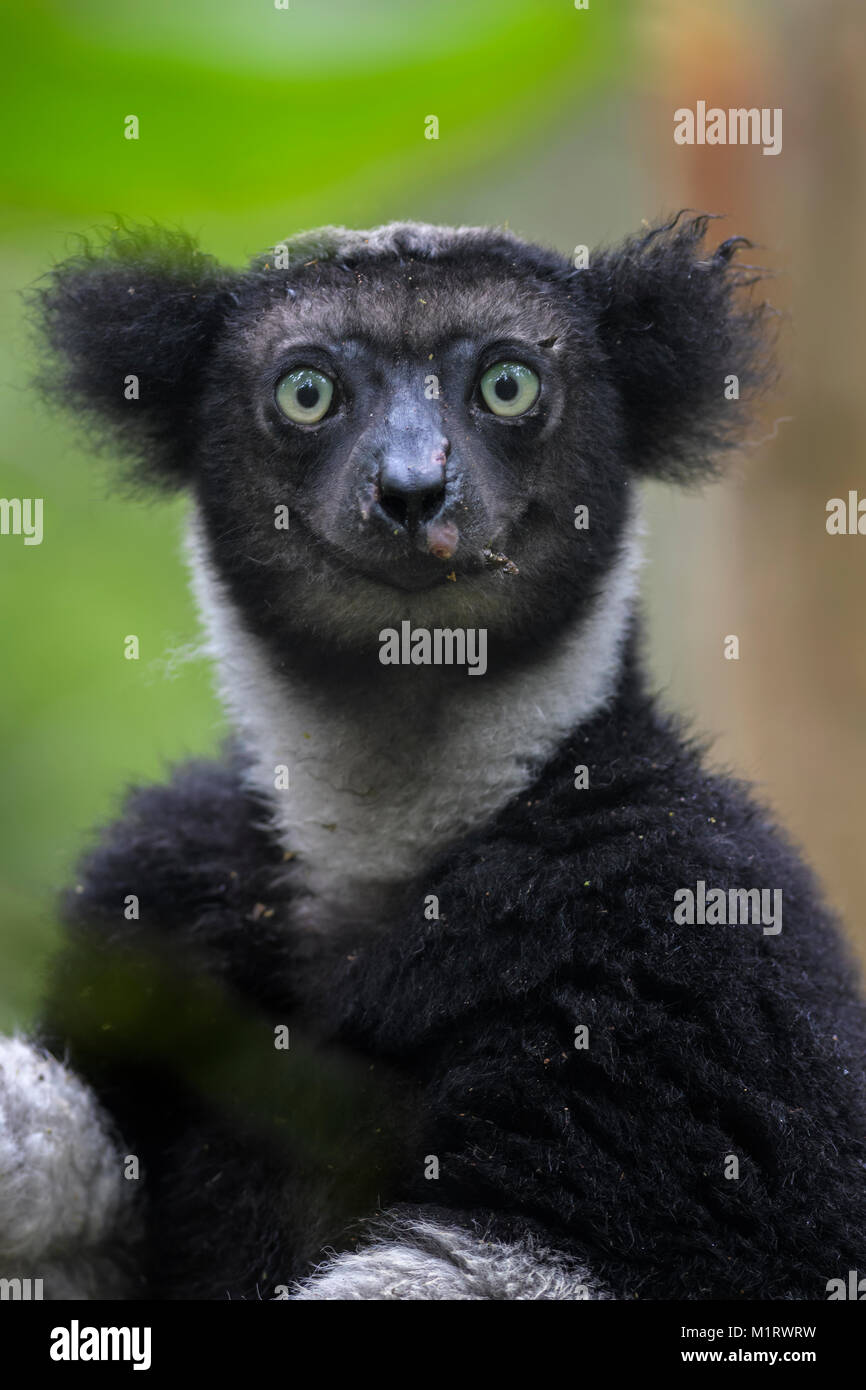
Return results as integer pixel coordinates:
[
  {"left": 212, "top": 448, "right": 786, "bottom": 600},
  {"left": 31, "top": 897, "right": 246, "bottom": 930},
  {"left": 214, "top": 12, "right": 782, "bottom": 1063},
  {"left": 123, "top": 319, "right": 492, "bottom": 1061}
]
[
  {"left": 478, "top": 361, "right": 540, "bottom": 417},
  {"left": 275, "top": 368, "right": 335, "bottom": 424}
]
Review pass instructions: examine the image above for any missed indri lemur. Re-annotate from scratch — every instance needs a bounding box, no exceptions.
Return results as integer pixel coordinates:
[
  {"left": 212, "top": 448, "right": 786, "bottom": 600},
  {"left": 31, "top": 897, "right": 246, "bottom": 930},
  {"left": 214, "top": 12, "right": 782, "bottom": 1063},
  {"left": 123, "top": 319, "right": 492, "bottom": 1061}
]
[{"left": 1, "top": 216, "right": 865, "bottom": 1300}]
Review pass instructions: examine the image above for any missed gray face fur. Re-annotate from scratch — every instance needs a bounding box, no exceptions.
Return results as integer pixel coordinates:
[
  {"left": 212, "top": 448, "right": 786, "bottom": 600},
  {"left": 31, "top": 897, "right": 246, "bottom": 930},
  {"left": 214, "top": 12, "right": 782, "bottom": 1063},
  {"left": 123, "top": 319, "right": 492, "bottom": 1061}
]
[{"left": 193, "top": 221, "right": 630, "bottom": 674}]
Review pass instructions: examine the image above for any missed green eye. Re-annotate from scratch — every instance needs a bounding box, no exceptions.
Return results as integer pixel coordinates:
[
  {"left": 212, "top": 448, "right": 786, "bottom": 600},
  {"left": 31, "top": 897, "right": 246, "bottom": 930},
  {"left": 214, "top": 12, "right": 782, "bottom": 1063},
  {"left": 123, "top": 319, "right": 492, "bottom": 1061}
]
[
  {"left": 275, "top": 367, "right": 334, "bottom": 424},
  {"left": 479, "top": 361, "right": 540, "bottom": 417}
]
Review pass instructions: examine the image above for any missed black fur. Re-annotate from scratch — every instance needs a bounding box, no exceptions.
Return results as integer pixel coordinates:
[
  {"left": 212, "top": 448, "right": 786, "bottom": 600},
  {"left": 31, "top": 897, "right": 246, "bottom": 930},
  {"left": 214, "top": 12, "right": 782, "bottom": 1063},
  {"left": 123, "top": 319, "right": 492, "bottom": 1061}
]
[
  {"left": 42, "top": 640, "right": 866, "bottom": 1299},
  {"left": 587, "top": 216, "right": 776, "bottom": 479},
  {"left": 31, "top": 225, "right": 235, "bottom": 489}
]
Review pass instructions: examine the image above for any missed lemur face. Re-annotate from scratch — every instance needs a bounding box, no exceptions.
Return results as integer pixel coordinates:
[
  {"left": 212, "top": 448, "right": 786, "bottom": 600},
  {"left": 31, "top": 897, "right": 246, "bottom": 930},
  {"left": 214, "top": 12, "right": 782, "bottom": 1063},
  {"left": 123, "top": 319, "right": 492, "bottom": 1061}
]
[
  {"left": 35, "top": 216, "right": 770, "bottom": 671},
  {"left": 194, "top": 243, "right": 629, "bottom": 663}
]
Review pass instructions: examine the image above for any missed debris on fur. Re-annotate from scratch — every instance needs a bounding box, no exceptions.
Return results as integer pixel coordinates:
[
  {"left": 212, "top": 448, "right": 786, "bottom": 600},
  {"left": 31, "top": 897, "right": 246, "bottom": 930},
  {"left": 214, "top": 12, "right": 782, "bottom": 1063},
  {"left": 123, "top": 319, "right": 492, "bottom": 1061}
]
[{"left": 482, "top": 546, "right": 519, "bottom": 575}]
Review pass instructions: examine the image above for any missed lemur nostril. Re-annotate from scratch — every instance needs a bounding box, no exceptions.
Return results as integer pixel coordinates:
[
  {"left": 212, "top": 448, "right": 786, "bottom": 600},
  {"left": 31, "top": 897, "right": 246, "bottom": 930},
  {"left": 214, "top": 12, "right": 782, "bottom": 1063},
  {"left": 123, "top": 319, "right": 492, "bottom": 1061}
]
[
  {"left": 379, "top": 481, "right": 446, "bottom": 531},
  {"left": 416, "top": 482, "right": 447, "bottom": 525},
  {"left": 379, "top": 493, "right": 410, "bottom": 530}
]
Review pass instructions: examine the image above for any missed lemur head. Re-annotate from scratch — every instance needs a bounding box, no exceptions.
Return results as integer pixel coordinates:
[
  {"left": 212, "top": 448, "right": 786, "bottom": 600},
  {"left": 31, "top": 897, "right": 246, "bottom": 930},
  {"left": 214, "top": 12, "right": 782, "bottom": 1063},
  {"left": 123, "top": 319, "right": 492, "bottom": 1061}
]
[{"left": 34, "top": 216, "right": 772, "bottom": 677}]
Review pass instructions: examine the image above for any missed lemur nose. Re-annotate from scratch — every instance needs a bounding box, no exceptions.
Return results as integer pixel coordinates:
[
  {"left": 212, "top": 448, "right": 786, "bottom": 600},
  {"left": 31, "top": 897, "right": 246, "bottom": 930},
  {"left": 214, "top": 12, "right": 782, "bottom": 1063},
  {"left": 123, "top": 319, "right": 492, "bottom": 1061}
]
[{"left": 378, "top": 442, "right": 449, "bottom": 532}]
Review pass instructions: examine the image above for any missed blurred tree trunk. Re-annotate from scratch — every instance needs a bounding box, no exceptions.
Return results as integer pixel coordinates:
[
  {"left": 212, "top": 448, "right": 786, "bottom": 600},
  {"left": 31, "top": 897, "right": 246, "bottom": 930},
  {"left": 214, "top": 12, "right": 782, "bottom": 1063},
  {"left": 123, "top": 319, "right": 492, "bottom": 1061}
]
[{"left": 641, "top": 0, "right": 866, "bottom": 961}]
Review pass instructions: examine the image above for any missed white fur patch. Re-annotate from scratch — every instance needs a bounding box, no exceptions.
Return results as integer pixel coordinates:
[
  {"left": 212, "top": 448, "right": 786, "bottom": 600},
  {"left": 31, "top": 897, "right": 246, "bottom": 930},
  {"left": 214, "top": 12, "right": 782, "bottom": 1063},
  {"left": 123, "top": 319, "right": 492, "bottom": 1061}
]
[
  {"left": 187, "top": 502, "right": 644, "bottom": 931},
  {"left": 281, "top": 1215, "right": 606, "bottom": 1300},
  {"left": 0, "top": 1036, "right": 139, "bottom": 1298}
]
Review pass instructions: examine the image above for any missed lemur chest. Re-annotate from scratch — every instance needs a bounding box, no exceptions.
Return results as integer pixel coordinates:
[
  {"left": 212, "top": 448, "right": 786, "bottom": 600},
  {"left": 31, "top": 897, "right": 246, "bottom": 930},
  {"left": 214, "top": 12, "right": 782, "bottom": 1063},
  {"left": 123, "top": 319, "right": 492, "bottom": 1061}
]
[
  {"left": 251, "top": 704, "right": 539, "bottom": 933},
  {"left": 189, "top": 511, "right": 643, "bottom": 932}
]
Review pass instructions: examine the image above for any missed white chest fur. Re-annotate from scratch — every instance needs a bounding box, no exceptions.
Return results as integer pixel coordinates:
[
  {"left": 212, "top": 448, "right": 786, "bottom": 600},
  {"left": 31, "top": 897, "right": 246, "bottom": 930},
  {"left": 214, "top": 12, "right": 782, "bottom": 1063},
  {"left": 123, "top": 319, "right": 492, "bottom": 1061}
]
[{"left": 187, "top": 506, "right": 643, "bottom": 932}]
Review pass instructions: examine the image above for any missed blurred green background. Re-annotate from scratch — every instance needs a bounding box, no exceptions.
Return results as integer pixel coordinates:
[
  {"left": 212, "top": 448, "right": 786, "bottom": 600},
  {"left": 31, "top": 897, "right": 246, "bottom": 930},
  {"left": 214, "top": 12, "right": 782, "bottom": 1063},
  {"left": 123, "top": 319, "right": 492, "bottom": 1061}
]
[{"left": 2, "top": 0, "right": 865, "bottom": 1028}]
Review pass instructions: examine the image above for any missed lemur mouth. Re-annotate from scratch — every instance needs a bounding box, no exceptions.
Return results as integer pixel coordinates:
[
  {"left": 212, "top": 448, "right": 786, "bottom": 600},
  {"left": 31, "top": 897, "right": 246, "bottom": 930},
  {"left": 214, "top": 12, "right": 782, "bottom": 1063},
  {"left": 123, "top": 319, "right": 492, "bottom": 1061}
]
[
  {"left": 290, "top": 506, "right": 497, "bottom": 593},
  {"left": 351, "top": 548, "right": 488, "bottom": 594},
  {"left": 301, "top": 523, "right": 484, "bottom": 594},
  {"left": 352, "top": 562, "right": 464, "bottom": 594}
]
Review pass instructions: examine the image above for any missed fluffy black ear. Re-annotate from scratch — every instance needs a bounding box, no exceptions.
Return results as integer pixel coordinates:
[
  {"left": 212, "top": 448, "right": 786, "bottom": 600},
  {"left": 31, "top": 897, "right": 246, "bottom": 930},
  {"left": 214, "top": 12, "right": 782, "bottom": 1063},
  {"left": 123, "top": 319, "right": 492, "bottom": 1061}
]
[
  {"left": 585, "top": 213, "right": 778, "bottom": 481},
  {"left": 30, "top": 224, "right": 237, "bottom": 488}
]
